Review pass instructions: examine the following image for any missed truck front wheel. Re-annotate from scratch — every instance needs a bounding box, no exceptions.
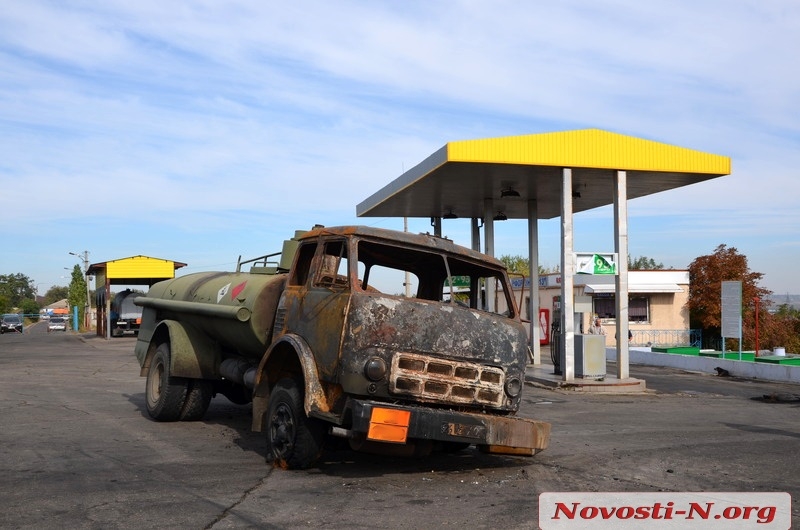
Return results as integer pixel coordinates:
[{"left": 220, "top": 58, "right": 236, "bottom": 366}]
[
  {"left": 146, "top": 343, "right": 188, "bottom": 421},
  {"left": 266, "top": 378, "right": 324, "bottom": 469}
]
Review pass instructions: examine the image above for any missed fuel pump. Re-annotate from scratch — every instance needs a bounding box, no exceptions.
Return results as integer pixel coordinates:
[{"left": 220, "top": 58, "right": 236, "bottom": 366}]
[{"left": 552, "top": 296, "right": 606, "bottom": 379}]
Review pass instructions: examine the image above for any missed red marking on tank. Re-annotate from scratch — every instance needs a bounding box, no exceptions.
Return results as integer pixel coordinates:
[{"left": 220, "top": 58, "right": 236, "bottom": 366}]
[{"left": 231, "top": 281, "right": 247, "bottom": 300}]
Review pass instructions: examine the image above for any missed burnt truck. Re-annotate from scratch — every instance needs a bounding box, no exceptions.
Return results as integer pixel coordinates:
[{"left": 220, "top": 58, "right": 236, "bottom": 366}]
[{"left": 133, "top": 225, "right": 550, "bottom": 469}]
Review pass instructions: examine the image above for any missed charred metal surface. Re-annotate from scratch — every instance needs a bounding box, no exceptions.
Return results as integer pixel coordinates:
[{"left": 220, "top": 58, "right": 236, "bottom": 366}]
[
  {"left": 280, "top": 286, "right": 349, "bottom": 380},
  {"left": 301, "top": 351, "right": 329, "bottom": 415},
  {"left": 390, "top": 352, "right": 505, "bottom": 407},
  {"left": 340, "top": 293, "right": 528, "bottom": 411}
]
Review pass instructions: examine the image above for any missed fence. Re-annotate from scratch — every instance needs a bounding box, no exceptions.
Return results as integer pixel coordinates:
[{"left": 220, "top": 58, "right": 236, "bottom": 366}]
[{"left": 631, "top": 329, "right": 702, "bottom": 348}]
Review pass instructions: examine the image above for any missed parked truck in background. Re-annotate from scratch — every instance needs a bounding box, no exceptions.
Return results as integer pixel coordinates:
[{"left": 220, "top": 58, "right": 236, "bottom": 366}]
[
  {"left": 111, "top": 289, "right": 143, "bottom": 337},
  {"left": 133, "top": 225, "right": 550, "bottom": 469}
]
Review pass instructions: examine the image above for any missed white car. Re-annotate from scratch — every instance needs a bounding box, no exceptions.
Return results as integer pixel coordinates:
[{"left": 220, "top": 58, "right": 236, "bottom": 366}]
[{"left": 48, "top": 317, "right": 67, "bottom": 332}]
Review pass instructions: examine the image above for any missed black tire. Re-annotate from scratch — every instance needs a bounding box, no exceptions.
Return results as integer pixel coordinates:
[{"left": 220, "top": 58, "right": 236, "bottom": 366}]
[
  {"left": 440, "top": 442, "right": 471, "bottom": 453},
  {"left": 145, "top": 343, "right": 188, "bottom": 421},
  {"left": 266, "top": 378, "right": 324, "bottom": 469},
  {"left": 180, "top": 379, "right": 213, "bottom": 421}
]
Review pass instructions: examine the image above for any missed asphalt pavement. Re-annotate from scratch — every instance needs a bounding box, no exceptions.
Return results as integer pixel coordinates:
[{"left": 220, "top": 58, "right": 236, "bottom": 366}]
[{"left": 1, "top": 324, "right": 798, "bottom": 528}]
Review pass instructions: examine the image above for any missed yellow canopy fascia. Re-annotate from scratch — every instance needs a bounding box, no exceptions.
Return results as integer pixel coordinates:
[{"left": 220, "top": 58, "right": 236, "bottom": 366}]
[
  {"left": 106, "top": 256, "right": 177, "bottom": 280},
  {"left": 446, "top": 128, "right": 730, "bottom": 175}
]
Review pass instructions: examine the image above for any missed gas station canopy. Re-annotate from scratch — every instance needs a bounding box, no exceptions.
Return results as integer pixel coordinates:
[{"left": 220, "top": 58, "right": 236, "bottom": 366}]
[
  {"left": 87, "top": 255, "right": 187, "bottom": 339},
  {"left": 357, "top": 128, "right": 730, "bottom": 220},
  {"left": 356, "top": 128, "right": 731, "bottom": 382},
  {"left": 87, "top": 255, "right": 187, "bottom": 287}
]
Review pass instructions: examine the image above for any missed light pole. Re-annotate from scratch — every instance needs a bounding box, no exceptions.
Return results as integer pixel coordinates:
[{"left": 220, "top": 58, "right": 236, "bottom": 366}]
[
  {"left": 69, "top": 251, "right": 91, "bottom": 331},
  {"left": 753, "top": 297, "right": 760, "bottom": 357}
]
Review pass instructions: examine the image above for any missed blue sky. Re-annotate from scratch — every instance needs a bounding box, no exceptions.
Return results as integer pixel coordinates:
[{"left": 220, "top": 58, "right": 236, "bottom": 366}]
[{"left": 1, "top": 1, "right": 798, "bottom": 297}]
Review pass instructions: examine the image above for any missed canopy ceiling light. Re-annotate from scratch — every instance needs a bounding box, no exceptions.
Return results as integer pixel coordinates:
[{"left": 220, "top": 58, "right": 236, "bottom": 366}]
[
  {"left": 493, "top": 211, "right": 508, "bottom": 221},
  {"left": 501, "top": 187, "right": 520, "bottom": 198},
  {"left": 443, "top": 210, "right": 458, "bottom": 219}
]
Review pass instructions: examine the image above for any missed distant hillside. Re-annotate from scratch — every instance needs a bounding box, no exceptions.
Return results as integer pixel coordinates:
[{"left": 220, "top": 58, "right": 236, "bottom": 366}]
[{"left": 766, "top": 294, "right": 800, "bottom": 311}]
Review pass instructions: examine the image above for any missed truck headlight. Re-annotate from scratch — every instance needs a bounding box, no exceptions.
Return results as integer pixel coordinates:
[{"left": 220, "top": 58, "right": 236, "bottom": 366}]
[
  {"left": 365, "top": 357, "right": 387, "bottom": 381},
  {"left": 504, "top": 376, "right": 522, "bottom": 398}
]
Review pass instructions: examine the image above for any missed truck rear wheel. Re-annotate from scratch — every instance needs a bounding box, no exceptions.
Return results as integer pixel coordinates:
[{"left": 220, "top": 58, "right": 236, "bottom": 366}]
[
  {"left": 266, "top": 378, "right": 324, "bottom": 469},
  {"left": 146, "top": 343, "right": 188, "bottom": 422},
  {"left": 180, "top": 379, "right": 213, "bottom": 421}
]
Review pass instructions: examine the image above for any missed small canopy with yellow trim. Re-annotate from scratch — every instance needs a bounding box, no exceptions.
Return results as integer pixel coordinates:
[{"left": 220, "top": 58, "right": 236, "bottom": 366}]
[{"left": 87, "top": 255, "right": 187, "bottom": 287}]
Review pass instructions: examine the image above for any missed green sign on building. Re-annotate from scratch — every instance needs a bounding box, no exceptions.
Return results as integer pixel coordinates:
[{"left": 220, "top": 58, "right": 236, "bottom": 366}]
[{"left": 575, "top": 253, "right": 618, "bottom": 275}]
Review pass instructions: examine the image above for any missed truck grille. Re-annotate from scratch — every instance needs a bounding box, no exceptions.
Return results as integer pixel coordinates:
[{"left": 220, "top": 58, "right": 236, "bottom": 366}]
[{"left": 389, "top": 352, "right": 505, "bottom": 407}]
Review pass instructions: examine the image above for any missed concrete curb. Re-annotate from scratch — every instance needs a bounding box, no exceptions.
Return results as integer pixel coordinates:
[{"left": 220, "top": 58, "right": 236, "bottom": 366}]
[{"left": 610, "top": 347, "right": 800, "bottom": 385}]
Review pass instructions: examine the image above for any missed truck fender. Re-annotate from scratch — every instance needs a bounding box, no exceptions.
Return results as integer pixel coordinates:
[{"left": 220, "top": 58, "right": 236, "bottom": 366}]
[
  {"left": 141, "top": 320, "right": 220, "bottom": 379},
  {"left": 251, "top": 333, "right": 327, "bottom": 433}
]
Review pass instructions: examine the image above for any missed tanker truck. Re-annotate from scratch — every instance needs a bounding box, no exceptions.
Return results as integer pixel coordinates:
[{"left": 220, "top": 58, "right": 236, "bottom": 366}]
[
  {"left": 110, "top": 289, "right": 144, "bottom": 337},
  {"left": 134, "top": 225, "right": 550, "bottom": 469}
]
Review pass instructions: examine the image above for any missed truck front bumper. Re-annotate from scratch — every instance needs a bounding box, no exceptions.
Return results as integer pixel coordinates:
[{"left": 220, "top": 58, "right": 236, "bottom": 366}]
[{"left": 348, "top": 399, "right": 550, "bottom": 456}]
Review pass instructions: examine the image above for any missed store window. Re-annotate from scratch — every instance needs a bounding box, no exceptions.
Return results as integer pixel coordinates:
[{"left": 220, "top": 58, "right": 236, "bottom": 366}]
[{"left": 592, "top": 295, "right": 650, "bottom": 323}]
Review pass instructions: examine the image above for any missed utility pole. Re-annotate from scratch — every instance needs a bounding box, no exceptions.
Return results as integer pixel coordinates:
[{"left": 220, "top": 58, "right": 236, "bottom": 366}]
[{"left": 70, "top": 251, "right": 91, "bottom": 330}]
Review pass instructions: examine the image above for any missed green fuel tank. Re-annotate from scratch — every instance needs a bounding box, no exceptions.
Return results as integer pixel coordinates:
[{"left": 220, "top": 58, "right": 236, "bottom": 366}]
[
  {"left": 137, "top": 270, "right": 287, "bottom": 360},
  {"left": 135, "top": 231, "right": 305, "bottom": 365}
]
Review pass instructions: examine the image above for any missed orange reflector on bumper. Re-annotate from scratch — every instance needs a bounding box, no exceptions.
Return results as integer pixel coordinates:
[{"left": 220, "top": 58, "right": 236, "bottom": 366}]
[{"left": 367, "top": 407, "right": 411, "bottom": 443}]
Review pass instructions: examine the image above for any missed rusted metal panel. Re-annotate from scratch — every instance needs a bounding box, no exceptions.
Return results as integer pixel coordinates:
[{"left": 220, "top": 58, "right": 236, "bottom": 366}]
[
  {"left": 480, "top": 416, "right": 551, "bottom": 455},
  {"left": 349, "top": 399, "right": 550, "bottom": 454},
  {"left": 298, "top": 226, "right": 507, "bottom": 269},
  {"left": 279, "top": 287, "right": 349, "bottom": 380}
]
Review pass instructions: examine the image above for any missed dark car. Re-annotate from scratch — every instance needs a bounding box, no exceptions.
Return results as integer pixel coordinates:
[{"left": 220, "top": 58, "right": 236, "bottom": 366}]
[{"left": 1, "top": 314, "right": 23, "bottom": 334}]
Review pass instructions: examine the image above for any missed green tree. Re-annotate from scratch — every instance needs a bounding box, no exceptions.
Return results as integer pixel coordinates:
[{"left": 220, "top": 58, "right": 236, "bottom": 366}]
[
  {"left": 19, "top": 298, "right": 40, "bottom": 320},
  {"left": 498, "top": 255, "right": 553, "bottom": 275},
  {"left": 67, "top": 265, "right": 87, "bottom": 331},
  {"left": 760, "top": 305, "right": 800, "bottom": 353},
  {"left": 628, "top": 255, "right": 664, "bottom": 270},
  {"left": 43, "top": 286, "right": 69, "bottom": 305},
  {"left": 686, "top": 244, "right": 771, "bottom": 349},
  {"left": 0, "top": 273, "right": 36, "bottom": 308}
]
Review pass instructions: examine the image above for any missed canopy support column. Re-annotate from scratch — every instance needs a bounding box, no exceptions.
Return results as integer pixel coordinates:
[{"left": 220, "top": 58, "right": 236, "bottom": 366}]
[
  {"left": 528, "top": 200, "right": 541, "bottom": 365},
  {"left": 471, "top": 217, "right": 481, "bottom": 252},
  {"left": 432, "top": 216, "right": 442, "bottom": 237},
  {"left": 483, "top": 198, "right": 496, "bottom": 312},
  {"left": 614, "top": 170, "right": 630, "bottom": 379},
  {"left": 560, "top": 168, "right": 575, "bottom": 381}
]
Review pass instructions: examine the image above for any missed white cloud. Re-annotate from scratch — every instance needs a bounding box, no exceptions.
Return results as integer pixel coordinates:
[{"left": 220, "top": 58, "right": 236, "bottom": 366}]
[{"left": 0, "top": 0, "right": 798, "bottom": 293}]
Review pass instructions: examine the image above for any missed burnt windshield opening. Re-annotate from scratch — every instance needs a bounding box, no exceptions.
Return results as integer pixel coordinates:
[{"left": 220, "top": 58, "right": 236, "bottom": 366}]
[{"left": 355, "top": 239, "right": 517, "bottom": 318}]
